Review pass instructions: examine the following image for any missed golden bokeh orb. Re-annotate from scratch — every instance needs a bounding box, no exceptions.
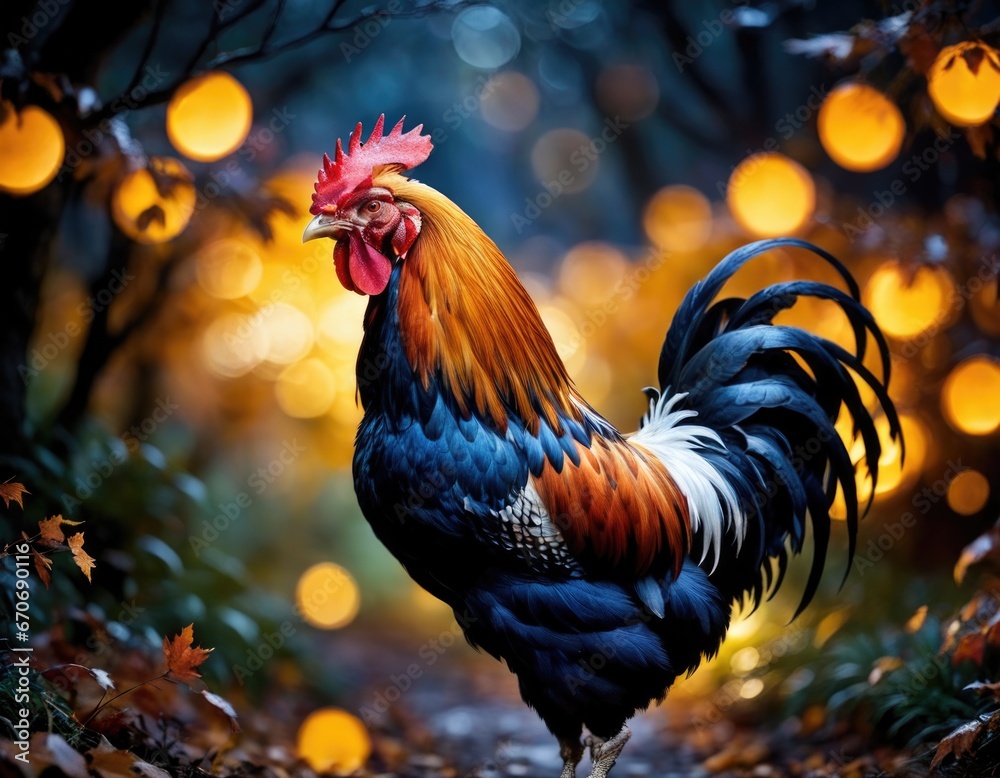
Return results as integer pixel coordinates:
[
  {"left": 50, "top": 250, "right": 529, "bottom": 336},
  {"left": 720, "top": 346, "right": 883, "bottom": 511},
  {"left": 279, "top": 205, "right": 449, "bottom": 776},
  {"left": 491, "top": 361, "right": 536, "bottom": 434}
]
[
  {"left": 864, "top": 261, "right": 954, "bottom": 339},
  {"left": 111, "top": 157, "right": 196, "bottom": 243},
  {"left": 297, "top": 708, "right": 371, "bottom": 774},
  {"left": 276, "top": 358, "right": 337, "bottom": 418},
  {"left": 643, "top": 185, "right": 713, "bottom": 253},
  {"left": 818, "top": 83, "right": 905, "bottom": 172},
  {"left": 947, "top": 469, "right": 991, "bottom": 515},
  {"left": 295, "top": 562, "right": 360, "bottom": 629},
  {"left": 726, "top": 153, "right": 815, "bottom": 238},
  {"left": 0, "top": 102, "right": 65, "bottom": 195},
  {"left": 167, "top": 71, "right": 253, "bottom": 162},
  {"left": 927, "top": 42, "right": 1000, "bottom": 127},
  {"left": 195, "top": 238, "right": 263, "bottom": 299},
  {"left": 558, "top": 242, "right": 628, "bottom": 305},
  {"left": 942, "top": 356, "right": 1000, "bottom": 435}
]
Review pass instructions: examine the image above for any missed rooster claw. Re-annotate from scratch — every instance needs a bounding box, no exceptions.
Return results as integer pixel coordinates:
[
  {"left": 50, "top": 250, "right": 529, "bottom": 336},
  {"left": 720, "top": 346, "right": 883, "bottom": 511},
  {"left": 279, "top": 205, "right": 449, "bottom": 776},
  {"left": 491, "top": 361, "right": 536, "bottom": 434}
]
[{"left": 583, "top": 725, "right": 631, "bottom": 778}]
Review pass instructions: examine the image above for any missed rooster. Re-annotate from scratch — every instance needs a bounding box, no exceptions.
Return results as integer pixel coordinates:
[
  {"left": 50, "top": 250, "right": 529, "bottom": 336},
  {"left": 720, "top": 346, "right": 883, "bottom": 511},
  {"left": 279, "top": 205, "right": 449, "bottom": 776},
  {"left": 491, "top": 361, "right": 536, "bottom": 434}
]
[{"left": 302, "top": 116, "right": 898, "bottom": 778}]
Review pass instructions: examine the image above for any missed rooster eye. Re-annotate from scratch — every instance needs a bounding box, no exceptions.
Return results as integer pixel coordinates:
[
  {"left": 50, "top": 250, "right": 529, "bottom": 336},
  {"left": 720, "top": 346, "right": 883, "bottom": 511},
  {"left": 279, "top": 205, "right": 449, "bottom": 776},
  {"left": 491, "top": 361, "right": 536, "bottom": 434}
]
[{"left": 365, "top": 201, "right": 381, "bottom": 213}]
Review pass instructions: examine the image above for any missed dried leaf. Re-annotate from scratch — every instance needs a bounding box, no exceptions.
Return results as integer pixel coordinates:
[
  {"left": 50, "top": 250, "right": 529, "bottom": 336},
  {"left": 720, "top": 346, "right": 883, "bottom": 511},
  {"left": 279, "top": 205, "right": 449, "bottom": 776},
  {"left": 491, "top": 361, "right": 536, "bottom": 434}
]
[
  {"left": 965, "top": 681, "right": 1000, "bottom": 702},
  {"left": 953, "top": 632, "right": 987, "bottom": 667},
  {"left": 868, "top": 656, "right": 904, "bottom": 685},
  {"left": 30, "top": 733, "right": 90, "bottom": 778},
  {"left": 163, "top": 624, "right": 213, "bottom": 683},
  {"left": 32, "top": 547, "right": 53, "bottom": 587},
  {"left": 90, "top": 667, "right": 115, "bottom": 691},
  {"left": 0, "top": 478, "right": 29, "bottom": 509},
  {"left": 201, "top": 689, "right": 240, "bottom": 731},
  {"left": 67, "top": 532, "right": 96, "bottom": 582},
  {"left": 905, "top": 605, "right": 928, "bottom": 633},
  {"left": 38, "top": 514, "right": 82, "bottom": 545},
  {"left": 931, "top": 713, "right": 1000, "bottom": 769},
  {"left": 955, "top": 524, "right": 1000, "bottom": 583},
  {"left": 965, "top": 124, "right": 994, "bottom": 161},
  {"left": 136, "top": 204, "right": 166, "bottom": 232},
  {"left": 86, "top": 735, "right": 172, "bottom": 778},
  {"left": 783, "top": 33, "right": 856, "bottom": 62}
]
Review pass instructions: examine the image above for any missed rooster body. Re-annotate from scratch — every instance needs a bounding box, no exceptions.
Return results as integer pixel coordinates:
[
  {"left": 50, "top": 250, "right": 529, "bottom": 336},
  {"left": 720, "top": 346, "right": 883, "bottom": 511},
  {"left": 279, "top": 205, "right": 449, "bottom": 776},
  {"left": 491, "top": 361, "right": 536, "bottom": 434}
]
[{"left": 304, "top": 117, "right": 897, "bottom": 777}]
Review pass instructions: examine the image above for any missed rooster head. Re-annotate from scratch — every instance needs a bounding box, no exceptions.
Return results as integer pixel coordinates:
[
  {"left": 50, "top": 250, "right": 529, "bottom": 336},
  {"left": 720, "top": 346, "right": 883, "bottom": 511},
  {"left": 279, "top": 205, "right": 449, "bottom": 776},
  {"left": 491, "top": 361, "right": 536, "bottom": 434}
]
[{"left": 303, "top": 115, "right": 432, "bottom": 295}]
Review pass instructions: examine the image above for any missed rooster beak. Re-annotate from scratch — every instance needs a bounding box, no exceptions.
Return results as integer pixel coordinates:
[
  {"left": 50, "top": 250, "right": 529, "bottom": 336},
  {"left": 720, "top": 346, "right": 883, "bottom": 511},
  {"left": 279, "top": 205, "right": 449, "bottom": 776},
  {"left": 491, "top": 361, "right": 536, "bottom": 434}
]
[{"left": 302, "top": 214, "right": 353, "bottom": 243}]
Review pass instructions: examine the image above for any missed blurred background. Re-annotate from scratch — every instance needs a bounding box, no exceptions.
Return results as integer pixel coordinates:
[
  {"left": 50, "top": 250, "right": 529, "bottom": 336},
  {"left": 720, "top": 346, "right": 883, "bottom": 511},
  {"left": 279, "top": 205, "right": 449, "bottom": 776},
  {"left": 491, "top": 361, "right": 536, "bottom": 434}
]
[{"left": 2, "top": 0, "right": 1000, "bottom": 774}]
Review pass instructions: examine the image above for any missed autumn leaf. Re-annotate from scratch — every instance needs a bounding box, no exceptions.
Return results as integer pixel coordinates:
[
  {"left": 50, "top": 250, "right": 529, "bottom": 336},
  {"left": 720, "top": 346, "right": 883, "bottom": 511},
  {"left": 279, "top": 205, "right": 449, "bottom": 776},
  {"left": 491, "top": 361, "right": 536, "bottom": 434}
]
[
  {"left": 904, "top": 605, "right": 928, "bottom": 633},
  {"left": 952, "top": 632, "right": 987, "bottom": 667},
  {"left": 965, "top": 681, "right": 1000, "bottom": 702},
  {"left": 931, "top": 712, "right": 1000, "bottom": 769},
  {"left": 0, "top": 478, "right": 29, "bottom": 509},
  {"left": 67, "top": 533, "right": 96, "bottom": 582},
  {"left": 163, "top": 624, "right": 213, "bottom": 683},
  {"left": 954, "top": 523, "right": 1000, "bottom": 583},
  {"left": 86, "top": 735, "right": 171, "bottom": 778},
  {"left": 201, "top": 689, "right": 240, "bottom": 732},
  {"left": 38, "top": 514, "right": 83, "bottom": 546},
  {"left": 32, "top": 547, "right": 53, "bottom": 588}
]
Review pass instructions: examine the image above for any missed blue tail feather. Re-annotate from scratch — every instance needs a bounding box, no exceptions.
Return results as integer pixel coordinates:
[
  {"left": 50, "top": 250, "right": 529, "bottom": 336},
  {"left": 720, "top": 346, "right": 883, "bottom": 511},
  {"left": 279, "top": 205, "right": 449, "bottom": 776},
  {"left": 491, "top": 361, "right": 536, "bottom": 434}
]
[{"left": 656, "top": 238, "right": 898, "bottom": 617}]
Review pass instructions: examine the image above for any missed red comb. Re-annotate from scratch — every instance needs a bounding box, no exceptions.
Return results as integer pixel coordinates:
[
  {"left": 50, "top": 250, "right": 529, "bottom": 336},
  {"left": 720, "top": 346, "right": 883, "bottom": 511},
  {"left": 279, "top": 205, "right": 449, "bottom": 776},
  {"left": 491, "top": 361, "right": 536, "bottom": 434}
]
[{"left": 311, "top": 115, "right": 433, "bottom": 214}]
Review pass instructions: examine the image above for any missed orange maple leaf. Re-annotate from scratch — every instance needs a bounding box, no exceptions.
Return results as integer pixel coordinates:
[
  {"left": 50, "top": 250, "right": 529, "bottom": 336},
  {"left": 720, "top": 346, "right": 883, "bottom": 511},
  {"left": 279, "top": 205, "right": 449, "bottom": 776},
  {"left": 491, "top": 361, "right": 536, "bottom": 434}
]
[
  {"left": 67, "top": 533, "right": 96, "bottom": 582},
  {"left": 32, "top": 548, "right": 53, "bottom": 588},
  {"left": 38, "top": 515, "right": 82, "bottom": 546},
  {"left": 0, "top": 479, "right": 29, "bottom": 509},
  {"left": 163, "top": 624, "right": 213, "bottom": 683}
]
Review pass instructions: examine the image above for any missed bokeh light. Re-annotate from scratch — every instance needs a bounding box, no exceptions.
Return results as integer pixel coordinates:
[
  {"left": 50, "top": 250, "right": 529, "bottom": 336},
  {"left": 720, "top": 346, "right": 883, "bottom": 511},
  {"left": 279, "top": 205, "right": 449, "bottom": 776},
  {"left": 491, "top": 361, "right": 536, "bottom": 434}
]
[
  {"left": 726, "top": 153, "right": 815, "bottom": 237},
  {"left": 558, "top": 242, "right": 627, "bottom": 305},
  {"left": 947, "top": 469, "right": 991, "bottom": 515},
  {"left": 295, "top": 562, "right": 360, "bottom": 629},
  {"left": 595, "top": 64, "right": 659, "bottom": 121},
  {"left": 202, "top": 313, "right": 270, "bottom": 378},
  {"left": 818, "top": 82, "right": 905, "bottom": 172},
  {"left": 927, "top": 42, "right": 1000, "bottom": 127},
  {"left": 942, "top": 355, "right": 1000, "bottom": 435},
  {"left": 167, "top": 71, "right": 253, "bottom": 162},
  {"left": 0, "top": 102, "right": 65, "bottom": 196},
  {"left": 111, "top": 157, "right": 196, "bottom": 243},
  {"left": 276, "top": 359, "right": 337, "bottom": 418},
  {"left": 864, "top": 261, "right": 954, "bottom": 339},
  {"left": 643, "top": 185, "right": 713, "bottom": 253},
  {"left": 195, "top": 238, "right": 263, "bottom": 299},
  {"left": 260, "top": 303, "right": 314, "bottom": 365},
  {"left": 538, "top": 303, "right": 586, "bottom": 373},
  {"left": 481, "top": 71, "right": 539, "bottom": 131},
  {"left": 452, "top": 5, "right": 520, "bottom": 69},
  {"left": 297, "top": 708, "right": 371, "bottom": 774},
  {"left": 531, "top": 128, "right": 597, "bottom": 194}
]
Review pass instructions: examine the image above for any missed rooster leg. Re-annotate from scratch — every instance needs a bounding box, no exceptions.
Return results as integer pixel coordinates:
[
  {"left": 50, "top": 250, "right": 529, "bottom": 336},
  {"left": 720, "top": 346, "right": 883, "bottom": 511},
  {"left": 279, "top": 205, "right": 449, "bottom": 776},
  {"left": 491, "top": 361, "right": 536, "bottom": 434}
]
[
  {"left": 584, "top": 725, "right": 631, "bottom": 778},
  {"left": 558, "top": 738, "right": 584, "bottom": 778}
]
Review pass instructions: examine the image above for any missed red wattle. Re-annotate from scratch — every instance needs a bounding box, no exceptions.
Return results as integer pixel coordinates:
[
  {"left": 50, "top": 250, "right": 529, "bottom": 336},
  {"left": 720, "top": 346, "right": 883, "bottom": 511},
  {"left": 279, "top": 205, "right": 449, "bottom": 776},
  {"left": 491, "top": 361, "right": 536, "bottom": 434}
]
[
  {"left": 333, "top": 239, "right": 356, "bottom": 293},
  {"left": 348, "top": 231, "right": 393, "bottom": 296}
]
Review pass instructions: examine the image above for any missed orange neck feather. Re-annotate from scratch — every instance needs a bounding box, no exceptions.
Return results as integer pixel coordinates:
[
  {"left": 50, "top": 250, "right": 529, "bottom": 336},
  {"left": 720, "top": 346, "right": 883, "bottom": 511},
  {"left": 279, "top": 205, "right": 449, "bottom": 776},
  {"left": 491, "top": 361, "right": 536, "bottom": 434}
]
[{"left": 374, "top": 171, "right": 579, "bottom": 432}]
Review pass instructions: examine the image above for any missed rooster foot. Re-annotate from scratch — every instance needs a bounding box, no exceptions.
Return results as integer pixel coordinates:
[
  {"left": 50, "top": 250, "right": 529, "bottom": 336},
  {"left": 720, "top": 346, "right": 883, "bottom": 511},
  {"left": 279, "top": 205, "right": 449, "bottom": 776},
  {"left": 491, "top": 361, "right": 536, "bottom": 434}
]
[
  {"left": 558, "top": 738, "right": 585, "bottom": 778},
  {"left": 583, "top": 725, "right": 631, "bottom": 778}
]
